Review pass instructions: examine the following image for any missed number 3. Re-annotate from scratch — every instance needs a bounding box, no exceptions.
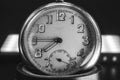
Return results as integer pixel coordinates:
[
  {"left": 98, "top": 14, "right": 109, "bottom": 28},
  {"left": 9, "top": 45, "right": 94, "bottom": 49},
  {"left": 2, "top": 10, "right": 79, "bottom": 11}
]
[{"left": 82, "top": 36, "right": 89, "bottom": 46}]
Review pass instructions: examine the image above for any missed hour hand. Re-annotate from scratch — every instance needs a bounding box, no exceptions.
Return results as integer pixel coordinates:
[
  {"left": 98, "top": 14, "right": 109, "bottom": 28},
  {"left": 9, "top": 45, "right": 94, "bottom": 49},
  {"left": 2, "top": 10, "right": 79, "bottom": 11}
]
[
  {"left": 43, "top": 42, "right": 57, "bottom": 52},
  {"left": 42, "top": 37, "right": 62, "bottom": 52}
]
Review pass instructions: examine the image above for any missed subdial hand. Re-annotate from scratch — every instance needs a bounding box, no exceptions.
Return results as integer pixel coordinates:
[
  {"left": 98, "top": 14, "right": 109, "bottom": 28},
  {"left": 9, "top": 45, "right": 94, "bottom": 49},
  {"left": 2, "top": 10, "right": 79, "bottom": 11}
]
[
  {"left": 56, "top": 58, "right": 69, "bottom": 64},
  {"left": 33, "top": 36, "right": 62, "bottom": 42},
  {"left": 42, "top": 37, "right": 62, "bottom": 52}
]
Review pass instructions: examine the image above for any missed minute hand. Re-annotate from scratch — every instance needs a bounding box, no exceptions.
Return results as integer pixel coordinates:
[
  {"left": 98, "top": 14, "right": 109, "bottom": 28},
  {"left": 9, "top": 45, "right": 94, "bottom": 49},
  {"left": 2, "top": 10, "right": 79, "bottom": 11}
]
[
  {"left": 32, "top": 37, "right": 55, "bottom": 46},
  {"left": 37, "top": 38, "right": 54, "bottom": 42}
]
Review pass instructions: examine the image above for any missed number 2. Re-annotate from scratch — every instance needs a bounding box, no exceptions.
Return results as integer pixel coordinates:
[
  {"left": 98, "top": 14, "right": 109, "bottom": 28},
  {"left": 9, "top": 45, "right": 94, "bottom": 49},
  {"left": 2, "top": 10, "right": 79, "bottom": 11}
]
[{"left": 77, "top": 24, "right": 85, "bottom": 33}]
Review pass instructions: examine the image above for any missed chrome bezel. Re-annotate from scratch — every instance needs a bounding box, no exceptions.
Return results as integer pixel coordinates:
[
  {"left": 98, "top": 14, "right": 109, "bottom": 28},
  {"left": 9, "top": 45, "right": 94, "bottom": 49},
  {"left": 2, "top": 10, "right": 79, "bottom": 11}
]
[{"left": 19, "top": 2, "right": 101, "bottom": 75}]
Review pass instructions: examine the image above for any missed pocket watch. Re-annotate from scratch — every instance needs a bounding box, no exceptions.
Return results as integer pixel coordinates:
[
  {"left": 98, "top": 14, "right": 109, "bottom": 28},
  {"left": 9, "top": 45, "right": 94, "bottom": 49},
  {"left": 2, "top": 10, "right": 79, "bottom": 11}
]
[{"left": 19, "top": 0, "right": 101, "bottom": 76}]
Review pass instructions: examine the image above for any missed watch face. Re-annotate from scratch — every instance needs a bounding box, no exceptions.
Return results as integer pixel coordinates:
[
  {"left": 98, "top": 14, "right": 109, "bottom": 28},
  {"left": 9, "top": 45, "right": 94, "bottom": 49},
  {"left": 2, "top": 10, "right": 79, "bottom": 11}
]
[{"left": 20, "top": 2, "right": 101, "bottom": 75}]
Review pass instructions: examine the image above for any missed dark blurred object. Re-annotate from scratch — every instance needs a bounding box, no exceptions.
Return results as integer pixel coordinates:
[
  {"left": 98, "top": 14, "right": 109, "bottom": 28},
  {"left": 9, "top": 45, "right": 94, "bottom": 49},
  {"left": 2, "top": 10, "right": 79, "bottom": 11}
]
[
  {"left": 15, "top": 63, "right": 103, "bottom": 80},
  {"left": 0, "top": 34, "right": 120, "bottom": 80}
]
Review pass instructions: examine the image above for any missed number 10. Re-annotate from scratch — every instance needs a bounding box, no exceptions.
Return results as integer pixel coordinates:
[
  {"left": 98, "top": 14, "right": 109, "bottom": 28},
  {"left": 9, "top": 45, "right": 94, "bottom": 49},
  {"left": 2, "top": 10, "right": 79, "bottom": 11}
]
[{"left": 37, "top": 24, "right": 45, "bottom": 33}]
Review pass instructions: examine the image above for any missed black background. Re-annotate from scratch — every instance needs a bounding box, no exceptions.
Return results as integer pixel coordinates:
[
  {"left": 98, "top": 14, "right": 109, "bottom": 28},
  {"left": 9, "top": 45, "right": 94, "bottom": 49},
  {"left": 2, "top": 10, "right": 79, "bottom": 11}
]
[
  {"left": 0, "top": 0, "right": 120, "bottom": 80},
  {"left": 0, "top": 0, "right": 120, "bottom": 46},
  {"left": 0, "top": 0, "right": 120, "bottom": 34}
]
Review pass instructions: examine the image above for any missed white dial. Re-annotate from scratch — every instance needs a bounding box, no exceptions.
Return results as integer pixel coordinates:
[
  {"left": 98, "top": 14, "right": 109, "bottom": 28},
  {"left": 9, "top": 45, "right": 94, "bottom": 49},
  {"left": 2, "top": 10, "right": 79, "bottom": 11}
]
[{"left": 19, "top": 2, "right": 101, "bottom": 75}]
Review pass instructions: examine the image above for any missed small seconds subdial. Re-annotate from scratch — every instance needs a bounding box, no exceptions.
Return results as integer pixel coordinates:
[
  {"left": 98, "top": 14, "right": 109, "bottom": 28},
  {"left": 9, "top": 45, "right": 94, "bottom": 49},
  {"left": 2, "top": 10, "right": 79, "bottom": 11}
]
[{"left": 49, "top": 49, "right": 71, "bottom": 74}]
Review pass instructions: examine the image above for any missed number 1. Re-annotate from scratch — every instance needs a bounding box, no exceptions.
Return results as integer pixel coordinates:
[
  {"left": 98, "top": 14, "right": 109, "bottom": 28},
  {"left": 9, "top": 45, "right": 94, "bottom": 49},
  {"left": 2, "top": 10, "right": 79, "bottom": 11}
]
[{"left": 70, "top": 15, "right": 74, "bottom": 24}]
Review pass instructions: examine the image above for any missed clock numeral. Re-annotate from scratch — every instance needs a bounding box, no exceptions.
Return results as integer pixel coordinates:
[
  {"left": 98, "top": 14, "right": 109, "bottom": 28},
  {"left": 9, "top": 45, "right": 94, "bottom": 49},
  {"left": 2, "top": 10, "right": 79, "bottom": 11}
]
[
  {"left": 57, "top": 10, "right": 66, "bottom": 21},
  {"left": 37, "top": 24, "right": 45, "bottom": 33},
  {"left": 82, "top": 36, "right": 89, "bottom": 46},
  {"left": 77, "top": 48, "right": 86, "bottom": 58},
  {"left": 32, "top": 36, "right": 38, "bottom": 46},
  {"left": 70, "top": 15, "right": 74, "bottom": 24},
  {"left": 77, "top": 24, "right": 85, "bottom": 33},
  {"left": 70, "top": 61, "right": 77, "bottom": 69},
  {"left": 46, "top": 15, "right": 53, "bottom": 24},
  {"left": 35, "top": 48, "right": 42, "bottom": 58}
]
